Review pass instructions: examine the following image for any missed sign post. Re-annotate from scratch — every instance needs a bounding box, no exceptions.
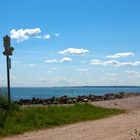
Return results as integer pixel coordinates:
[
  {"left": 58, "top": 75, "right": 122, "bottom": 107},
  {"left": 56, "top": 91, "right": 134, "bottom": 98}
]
[{"left": 3, "top": 35, "right": 14, "bottom": 105}]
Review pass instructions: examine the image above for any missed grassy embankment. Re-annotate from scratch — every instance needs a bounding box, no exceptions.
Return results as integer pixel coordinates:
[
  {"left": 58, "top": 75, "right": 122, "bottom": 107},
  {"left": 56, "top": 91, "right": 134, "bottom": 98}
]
[{"left": 0, "top": 94, "right": 125, "bottom": 137}]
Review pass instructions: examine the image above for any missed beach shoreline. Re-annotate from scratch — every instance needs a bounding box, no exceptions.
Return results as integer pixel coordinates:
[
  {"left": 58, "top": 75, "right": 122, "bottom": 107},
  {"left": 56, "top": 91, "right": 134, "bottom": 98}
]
[
  {"left": 15, "top": 92, "right": 140, "bottom": 106},
  {"left": 1, "top": 95, "right": 140, "bottom": 140}
]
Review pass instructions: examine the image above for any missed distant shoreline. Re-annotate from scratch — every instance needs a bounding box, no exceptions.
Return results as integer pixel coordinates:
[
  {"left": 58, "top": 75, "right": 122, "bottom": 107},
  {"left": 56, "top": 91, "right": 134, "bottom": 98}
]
[{"left": 1, "top": 86, "right": 140, "bottom": 88}]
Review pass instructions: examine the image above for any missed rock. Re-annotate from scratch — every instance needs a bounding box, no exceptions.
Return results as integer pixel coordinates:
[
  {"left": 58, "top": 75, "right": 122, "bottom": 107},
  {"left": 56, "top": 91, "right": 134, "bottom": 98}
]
[
  {"left": 15, "top": 92, "right": 140, "bottom": 105},
  {"left": 83, "top": 98, "right": 88, "bottom": 102}
]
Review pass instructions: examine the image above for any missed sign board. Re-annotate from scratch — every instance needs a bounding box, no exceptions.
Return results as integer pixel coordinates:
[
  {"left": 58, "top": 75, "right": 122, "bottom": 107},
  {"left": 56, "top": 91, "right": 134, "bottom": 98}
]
[
  {"left": 8, "top": 58, "right": 11, "bottom": 69},
  {"left": 3, "top": 35, "right": 10, "bottom": 48},
  {"left": 3, "top": 47, "right": 14, "bottom": 56}
]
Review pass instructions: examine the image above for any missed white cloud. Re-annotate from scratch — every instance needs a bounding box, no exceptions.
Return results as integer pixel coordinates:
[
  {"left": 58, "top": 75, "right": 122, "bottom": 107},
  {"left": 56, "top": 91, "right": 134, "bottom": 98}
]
[
  {"left": 125, "top": 71, "right": 140, "bottom": 79},
  {"left": 29, "top": 64, "right": 36, "bottom": 67},
  {"left": 119, "top": 61, "right": 140, "bottom": 66},
  {"left": 133, "top": 61, "right": 140, "bottom": 66},
  {"left": 106, "top": 52, "right": 135, "bottom": 58},
  {"left": 60, "top": 57, "right": 72, "bottom": 62},
  {"left": 103, "top": 60, "right": 121, "bottom": 66},
  {"left": 125, "top": 71, "right": 139, "bottom": 75},
  {"left": 44, "top": 34, "right": 51, "bottom": 40},
  {"left": 48, "top": 70, "right": 53, "bottom": 74},
  {"left": 47, "top": 67, "right": 57, "bottom": 74},
  {"left": 77, "top": 68, "right": 88, "bottom": 72},
  {"left": 44, "top": 59, "right": 59, "bottom": 63},
  {"left": 105, "top": 73, "right": 117, "bottom": 76},
  {"left": 33, "top": 35, "right": 42, "bottom": 39},
  {"left": 104, "top": 60, "right": 140, "bottom": 66},
  {"left": 58, "top": 48, "right": 89, "bottom": 55},
  {"left": 10, "top": 28, "right": 41, "bottom": 42},
  {"left": 45, "top": 57, "right": 72, "bottom": 63},
  {"left": 90, "top": 59, "right": 140, "bottom": 67},
  {"left": 90, "top": 59, "right": 102, "bottom": 65},
  {"left": 54, "top": 33, "right": 60, "bottom": 37}
]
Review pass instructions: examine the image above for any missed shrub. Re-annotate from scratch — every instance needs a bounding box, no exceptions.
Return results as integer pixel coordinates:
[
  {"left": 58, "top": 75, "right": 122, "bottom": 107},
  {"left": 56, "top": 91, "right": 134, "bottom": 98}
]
[
  {"left": 0, "top": 93, "right": 19, "bottom": 129},
  {"left": 0, "top": 94, "right": 9, "bottom": 110}
]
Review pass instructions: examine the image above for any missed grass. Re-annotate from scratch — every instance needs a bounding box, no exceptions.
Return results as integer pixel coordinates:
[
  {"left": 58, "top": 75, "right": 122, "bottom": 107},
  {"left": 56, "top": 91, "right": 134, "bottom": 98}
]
[
  {"left": 0, "top": 93, "right": 19, "bottom": 130},
  {"left": 0, "top": 99, "right": 125, "bottom": 137}
]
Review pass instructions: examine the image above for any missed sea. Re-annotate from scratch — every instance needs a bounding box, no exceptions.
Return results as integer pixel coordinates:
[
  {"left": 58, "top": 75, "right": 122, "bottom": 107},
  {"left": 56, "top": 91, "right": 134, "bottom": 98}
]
[{"left": 1, "top": 86, "right": 140, "bottom": 101}]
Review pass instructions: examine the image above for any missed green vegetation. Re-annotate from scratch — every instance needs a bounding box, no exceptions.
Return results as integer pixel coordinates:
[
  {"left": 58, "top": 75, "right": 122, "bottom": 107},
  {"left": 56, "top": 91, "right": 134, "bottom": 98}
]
[
  {"left": 0, "top": 94, "right": 19, "bottom": 130},
  {"left": 0, "top": 94, "right": 125, "bottom": 137}
]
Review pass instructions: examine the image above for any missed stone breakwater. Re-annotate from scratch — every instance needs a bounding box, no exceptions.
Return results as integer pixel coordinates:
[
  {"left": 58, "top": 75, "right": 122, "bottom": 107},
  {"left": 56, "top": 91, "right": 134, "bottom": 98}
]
[{"left": 15, "top": 92, "right": 140, "bottom": 105}]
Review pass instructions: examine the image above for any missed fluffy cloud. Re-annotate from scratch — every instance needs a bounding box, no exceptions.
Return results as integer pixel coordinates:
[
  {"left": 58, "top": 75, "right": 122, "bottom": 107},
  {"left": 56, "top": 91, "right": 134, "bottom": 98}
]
[
  {"left": 104, "top": 60, "right": 140, "bottom": 66},
  {"left": 54, "top": 33, "right": 60, "bottom": 37},
  {"left": 119, "top": 61, "right": 140, "bottom": 66},
  {"left": 44, "top": 34, "right": 51, "bottom": 40},
  {"left": 90, "top": 59, "right": 102, "bottom": 65},
  {"left": 60, "top": 57, "right": 72, "bottom": 62},
  {"left": 106, "top": 52, "right": 135, "bottom": 58},
  {"left": 44, "top": 59, "right": 59, "bottom": 63},
  {"left": 58, "top": 48, "right": 89, "bottom": 55},
  {"left": 103, "top": 60, "right": 121, "bottom": 66},
  {"left": 28, "top": 64, "right": 36, "bottom": 67},
  {"left": 45, "top": 57, "right": 72, "bottom": 63},
  {"left": 10, "top": 28, "right": 41, "bottom": 42},
  {"left": 90, "top": 59, "right": 140, "bottom": 67}
]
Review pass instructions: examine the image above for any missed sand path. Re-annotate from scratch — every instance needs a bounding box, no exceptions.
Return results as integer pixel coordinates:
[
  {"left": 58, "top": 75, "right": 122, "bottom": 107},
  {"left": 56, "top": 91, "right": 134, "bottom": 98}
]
[{"left": 1, "top": 96, "right": 140, "bottom": 140}]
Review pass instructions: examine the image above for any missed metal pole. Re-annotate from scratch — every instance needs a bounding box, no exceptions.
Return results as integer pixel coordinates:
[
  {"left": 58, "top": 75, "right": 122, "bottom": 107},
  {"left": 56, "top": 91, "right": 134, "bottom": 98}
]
[{"left": 6, "top": 55, "right": 11, "bottom": 104}]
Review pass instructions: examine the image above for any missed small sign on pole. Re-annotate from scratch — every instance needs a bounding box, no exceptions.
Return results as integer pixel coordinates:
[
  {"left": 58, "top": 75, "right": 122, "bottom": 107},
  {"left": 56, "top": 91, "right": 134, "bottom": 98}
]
[
  {"left": 8, "top": 58, "right": 11, "bottom": 69},
  {"left": 2, "top": 35, "right": 14, "bottom": 106},
  {"left": 3, "top": 35, "right": 11, "bottom": 48}
]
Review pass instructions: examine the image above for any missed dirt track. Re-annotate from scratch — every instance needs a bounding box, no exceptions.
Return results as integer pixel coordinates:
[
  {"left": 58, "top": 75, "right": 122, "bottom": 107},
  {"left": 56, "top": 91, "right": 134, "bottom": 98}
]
[{"left": 1, "top": 96, "right": 140, "bottom": 140}]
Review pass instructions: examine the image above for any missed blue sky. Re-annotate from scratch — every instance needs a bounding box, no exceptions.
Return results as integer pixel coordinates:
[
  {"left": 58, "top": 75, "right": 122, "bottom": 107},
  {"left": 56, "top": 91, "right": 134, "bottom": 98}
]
[{"left": 0, "top": 0, "right": 140, "bottom": 87}]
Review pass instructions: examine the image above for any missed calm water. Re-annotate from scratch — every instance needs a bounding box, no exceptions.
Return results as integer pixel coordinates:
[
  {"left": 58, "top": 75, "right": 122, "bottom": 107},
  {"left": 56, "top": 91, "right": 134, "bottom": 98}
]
[{"left": 1, "top": 86, "right": 140, "bottom": 101}]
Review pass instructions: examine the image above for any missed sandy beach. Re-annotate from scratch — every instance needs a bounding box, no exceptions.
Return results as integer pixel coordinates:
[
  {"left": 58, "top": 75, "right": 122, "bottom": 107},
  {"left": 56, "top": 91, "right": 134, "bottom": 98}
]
[{"left": 1, "top": 96, "right": 140, "bottom": 140}]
